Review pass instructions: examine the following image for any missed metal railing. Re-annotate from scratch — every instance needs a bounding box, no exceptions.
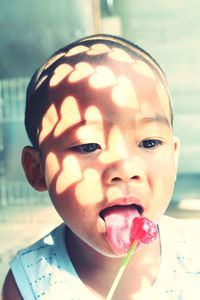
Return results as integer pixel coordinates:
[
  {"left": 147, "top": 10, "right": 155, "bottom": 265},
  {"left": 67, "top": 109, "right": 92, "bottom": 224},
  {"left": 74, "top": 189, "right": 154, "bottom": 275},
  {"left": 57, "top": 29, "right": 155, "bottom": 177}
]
[{"left": 0, "top": 77, "right": 48, "bottom": 209}]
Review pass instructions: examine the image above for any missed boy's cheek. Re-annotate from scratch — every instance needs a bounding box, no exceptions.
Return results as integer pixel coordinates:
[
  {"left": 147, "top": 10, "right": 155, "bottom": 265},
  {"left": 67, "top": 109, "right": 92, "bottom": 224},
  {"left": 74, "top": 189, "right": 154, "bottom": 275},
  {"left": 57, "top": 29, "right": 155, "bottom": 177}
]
[
  {"left": 75, "top": 168, "right": 104, "bottom": 205},
  {"left": 55, "top": 155, "right": 82, "bottom": 194},
  {"left": 44, "top": 152, "right": 60, "bottom": 187},
  {"left": 45, "top": 152, "right": 104, "bottom": 204},
  {"left": 147, "top": 151, "right": 176, "bottom": 178},
  {"left": 45, "top": 152, "right": 82, "bottom": 193}
]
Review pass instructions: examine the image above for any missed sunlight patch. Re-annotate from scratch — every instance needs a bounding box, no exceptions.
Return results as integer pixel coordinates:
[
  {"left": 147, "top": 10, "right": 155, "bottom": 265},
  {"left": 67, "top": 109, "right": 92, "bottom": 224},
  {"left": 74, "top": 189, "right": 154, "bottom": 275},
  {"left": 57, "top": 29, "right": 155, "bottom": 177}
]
[
  {"left": 108, "top": 48, "right": 133, "bottom": 63},
  {"left": 112, "top": 76, "right": 139, "bottom": 109},
  {"left": 89, "top": 66, "right": 117, "bottom": 88},
  {"left": 45, "top": 152, "right": 60, "bottom": 187},
  {"left": 49, "top": 64, "right": 73, "bottom": 87},
  {"left": 87, "top": 43, "right": 110, "bottom": 55},
  {"left": 54, "top": 96, "right": 81, "bottom": 137},
  {"left": 39, "top": 104, "right": 58, "bottom": 144},
  {"left": 65, "top": 45, "right": 89, "bottom": 56},
  {"left": 75, "top": 168, "right": 103, "bottom": 204},
  {"left": 56, "top": 155, "right": 82, "bottom": 194},
  {"left": 68, "top": 62, "right": 94, "bottom": 83}
]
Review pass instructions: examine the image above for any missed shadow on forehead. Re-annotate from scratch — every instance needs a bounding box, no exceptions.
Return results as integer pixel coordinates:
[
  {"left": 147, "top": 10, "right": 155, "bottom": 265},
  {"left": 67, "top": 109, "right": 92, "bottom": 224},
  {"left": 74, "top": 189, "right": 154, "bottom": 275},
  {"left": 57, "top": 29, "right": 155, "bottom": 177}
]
[
  {"left": 25, "top": 34, "right": 173, "bottom": 149},
  {"left": 28, "top": 34, "right": 166, "bottom": 97}
]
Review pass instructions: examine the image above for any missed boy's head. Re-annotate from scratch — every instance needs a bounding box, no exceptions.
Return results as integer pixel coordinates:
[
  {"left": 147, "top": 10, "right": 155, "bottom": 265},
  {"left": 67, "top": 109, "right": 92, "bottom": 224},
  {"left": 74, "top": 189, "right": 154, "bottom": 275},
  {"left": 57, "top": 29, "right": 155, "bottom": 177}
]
[{"left": 22, "top": 34, "right": 180, "bottom": 257}]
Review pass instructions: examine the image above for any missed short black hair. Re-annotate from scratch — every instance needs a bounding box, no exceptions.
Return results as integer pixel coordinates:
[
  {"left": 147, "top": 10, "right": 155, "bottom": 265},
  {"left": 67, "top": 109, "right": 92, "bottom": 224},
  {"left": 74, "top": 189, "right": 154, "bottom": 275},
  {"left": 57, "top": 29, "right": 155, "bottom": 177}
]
[{"left": 25, "top": 34, "right": 173, "bottom": 148}]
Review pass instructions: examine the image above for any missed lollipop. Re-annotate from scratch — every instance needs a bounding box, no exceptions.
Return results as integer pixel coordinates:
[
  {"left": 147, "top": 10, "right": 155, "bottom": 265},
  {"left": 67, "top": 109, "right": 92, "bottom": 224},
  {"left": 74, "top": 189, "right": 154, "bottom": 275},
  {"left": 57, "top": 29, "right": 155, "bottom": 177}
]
[
  {"left": 130, "top": 217, "right": 158, "bottom": 245},
  {"left": 106, "top": 217, "right": 158, "bottom": 300}
]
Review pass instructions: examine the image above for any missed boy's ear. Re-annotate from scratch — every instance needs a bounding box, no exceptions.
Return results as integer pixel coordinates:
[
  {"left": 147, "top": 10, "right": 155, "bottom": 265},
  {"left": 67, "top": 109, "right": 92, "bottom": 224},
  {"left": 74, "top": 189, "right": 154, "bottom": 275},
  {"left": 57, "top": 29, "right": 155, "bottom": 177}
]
[
  {"left": 21, "top": 146, "right": 47, "bottom": 191},
  {"left": 173, "top": 136, "right": 181, "bottom": 179}
]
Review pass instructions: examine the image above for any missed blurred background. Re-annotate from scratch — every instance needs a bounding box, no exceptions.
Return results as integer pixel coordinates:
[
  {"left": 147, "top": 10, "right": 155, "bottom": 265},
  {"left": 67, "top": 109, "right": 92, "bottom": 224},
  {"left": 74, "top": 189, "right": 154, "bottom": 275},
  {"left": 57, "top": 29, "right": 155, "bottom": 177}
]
[{"left": 0, "top": 0, "right": 200, "bottom": 289}]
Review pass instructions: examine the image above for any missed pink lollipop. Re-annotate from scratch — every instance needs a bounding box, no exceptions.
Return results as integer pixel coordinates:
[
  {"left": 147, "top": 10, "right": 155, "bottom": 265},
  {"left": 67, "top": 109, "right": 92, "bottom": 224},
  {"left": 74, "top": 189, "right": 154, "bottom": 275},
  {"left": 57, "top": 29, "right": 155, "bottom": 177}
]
[{"left": 130, "top": 217, "right": 158, "bottom": 244}]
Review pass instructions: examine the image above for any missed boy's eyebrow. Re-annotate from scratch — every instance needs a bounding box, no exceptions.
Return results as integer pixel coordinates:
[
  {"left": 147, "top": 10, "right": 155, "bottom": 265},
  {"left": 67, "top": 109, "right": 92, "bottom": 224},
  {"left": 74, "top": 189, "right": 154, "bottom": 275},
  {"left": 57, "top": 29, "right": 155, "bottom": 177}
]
[
  {"left": 139, "top": 114, "right": 170, "bottom": 127},
  {"left": 61, "top": 118, "right": 102, "bottom": 135}
]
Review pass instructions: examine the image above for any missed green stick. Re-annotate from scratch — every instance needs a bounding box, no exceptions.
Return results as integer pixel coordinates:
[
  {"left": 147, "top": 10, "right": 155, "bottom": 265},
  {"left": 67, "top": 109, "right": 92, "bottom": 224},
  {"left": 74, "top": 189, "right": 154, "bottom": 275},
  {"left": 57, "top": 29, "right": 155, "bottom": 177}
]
[{"left": 106, "top": 240, "right": 139, "bottom": 300}]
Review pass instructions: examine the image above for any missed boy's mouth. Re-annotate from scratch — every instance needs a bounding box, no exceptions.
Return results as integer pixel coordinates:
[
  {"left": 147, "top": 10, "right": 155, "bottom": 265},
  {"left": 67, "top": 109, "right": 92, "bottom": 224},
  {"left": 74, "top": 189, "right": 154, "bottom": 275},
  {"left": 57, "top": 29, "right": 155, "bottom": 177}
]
[
  {"left": 99, "top": 203, "right": 143, "bottom": 255},
  {"left": 99, "top": 203, "right": 143, "bottom": 220}
]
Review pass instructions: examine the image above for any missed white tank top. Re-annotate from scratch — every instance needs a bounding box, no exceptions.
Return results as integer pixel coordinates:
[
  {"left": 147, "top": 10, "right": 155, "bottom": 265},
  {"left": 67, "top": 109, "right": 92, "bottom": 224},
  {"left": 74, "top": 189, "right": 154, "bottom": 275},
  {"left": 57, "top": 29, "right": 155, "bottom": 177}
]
[
  {"left": 11, "top": 223, "right": 98, "bottom": 299},
  {"left": 11, "top": 217, "right": 200, "bottom": 299}
]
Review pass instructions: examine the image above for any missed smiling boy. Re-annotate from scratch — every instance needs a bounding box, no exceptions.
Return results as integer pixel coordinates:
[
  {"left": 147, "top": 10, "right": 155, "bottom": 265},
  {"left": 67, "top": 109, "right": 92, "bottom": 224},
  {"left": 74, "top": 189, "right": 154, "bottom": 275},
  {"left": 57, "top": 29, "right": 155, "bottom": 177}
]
[{"left": 2, "top": 34, "right": 200, "bottom": 300}]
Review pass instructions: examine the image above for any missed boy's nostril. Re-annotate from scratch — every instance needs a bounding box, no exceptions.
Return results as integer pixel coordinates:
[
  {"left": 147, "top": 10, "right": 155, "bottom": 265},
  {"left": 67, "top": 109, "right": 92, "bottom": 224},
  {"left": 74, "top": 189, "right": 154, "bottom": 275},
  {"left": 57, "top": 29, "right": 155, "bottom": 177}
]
[
  {"left": 130, "top": 175, "right": 140, "bottom": 180},
  {"left": 111, "top": 177, "right": 122, "bottom": 182}
]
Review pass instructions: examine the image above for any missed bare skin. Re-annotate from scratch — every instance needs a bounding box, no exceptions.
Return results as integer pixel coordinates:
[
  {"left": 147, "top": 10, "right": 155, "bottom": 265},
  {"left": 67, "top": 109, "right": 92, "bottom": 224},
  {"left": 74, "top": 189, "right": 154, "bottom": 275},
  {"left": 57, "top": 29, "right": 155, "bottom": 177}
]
[{"left": 1, "top": 270, "right": 23, "bottom": 300}]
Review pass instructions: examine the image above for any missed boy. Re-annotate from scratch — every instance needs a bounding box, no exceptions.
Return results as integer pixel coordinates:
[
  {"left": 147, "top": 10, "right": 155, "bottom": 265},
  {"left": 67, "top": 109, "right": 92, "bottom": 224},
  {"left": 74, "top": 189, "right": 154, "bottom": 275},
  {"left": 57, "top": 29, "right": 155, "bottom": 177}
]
[{"left": 2, "top": 34, "right": 200, "bottom": 299}]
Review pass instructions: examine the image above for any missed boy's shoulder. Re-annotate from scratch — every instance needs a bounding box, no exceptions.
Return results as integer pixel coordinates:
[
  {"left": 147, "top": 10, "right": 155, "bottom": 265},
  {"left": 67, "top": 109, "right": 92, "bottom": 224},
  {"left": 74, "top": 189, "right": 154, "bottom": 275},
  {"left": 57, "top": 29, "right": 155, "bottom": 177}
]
[
  {"left": 10, "top": 223, "right": 98, "bottom": 299},
  {"left": 14, "top": 222, "right": 65, "bottom": 259},
  {"left": 10, "top": 223, "right": 74, "bottom": 299}
]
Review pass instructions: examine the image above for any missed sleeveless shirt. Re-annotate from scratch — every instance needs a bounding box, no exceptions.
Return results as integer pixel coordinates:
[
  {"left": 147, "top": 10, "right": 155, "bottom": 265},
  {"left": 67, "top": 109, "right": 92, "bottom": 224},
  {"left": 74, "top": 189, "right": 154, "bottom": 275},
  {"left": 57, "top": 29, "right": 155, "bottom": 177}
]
[{"left": 11, "top": 216, "right": 200, "bottom": 299}]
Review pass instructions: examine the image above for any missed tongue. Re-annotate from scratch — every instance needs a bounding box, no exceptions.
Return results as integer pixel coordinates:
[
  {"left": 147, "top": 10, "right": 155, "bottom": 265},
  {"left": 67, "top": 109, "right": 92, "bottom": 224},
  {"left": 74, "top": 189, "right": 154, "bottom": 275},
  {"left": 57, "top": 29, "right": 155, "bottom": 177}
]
[{"left": 103, "top": 206, "right": 140, "bottom": 255}]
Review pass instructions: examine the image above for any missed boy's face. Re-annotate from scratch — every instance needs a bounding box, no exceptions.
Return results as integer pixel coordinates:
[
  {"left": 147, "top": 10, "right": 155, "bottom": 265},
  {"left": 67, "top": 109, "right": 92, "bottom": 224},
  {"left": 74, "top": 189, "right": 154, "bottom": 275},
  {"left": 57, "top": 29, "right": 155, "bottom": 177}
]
[{"left": 28, "top": 54, "right": 179, "bottom": 256}]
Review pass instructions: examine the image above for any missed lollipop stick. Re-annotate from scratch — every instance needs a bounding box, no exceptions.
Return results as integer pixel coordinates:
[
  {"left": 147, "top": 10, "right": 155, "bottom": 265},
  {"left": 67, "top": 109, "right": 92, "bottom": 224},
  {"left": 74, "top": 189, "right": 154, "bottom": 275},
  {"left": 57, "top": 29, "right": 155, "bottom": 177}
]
[{"left": 106, "top": 240, "right": 138, "bottom": 300}]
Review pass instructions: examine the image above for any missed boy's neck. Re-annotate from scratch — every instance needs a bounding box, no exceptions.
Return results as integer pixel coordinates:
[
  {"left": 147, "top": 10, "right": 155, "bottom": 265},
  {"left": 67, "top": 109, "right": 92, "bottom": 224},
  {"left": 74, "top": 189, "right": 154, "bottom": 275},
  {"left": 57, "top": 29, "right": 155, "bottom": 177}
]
[{"left": 65, "top": 227, "right": 161, "bottom": 299}]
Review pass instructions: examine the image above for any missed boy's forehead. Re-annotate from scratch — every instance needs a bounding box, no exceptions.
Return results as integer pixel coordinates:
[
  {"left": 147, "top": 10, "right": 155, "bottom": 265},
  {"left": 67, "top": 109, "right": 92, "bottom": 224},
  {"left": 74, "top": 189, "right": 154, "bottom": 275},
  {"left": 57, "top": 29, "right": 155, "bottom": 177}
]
[{"left": 45, "top": 46, "right": 170, "bottom": 119}]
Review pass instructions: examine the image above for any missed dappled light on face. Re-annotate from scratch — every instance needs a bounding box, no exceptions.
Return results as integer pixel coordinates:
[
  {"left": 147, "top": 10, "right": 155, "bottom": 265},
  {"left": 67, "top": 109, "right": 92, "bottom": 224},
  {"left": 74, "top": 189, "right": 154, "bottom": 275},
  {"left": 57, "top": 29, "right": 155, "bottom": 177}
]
[
  {"left": 89, "top": 66, "right": 117, "bottom": 88},
  {"left": 108, "top": 47, "right": 133, "bottom": 63},
  {"left": 99, "top": 126, "right": 127, "bottom": 164},
  {"left": 112, "top": 76, "right": 139, "bottom": 109},
  {"left": 56, "top": 155, "right": 82, "bottom": 194},
  {"left": 132, "top": 60, "right": 156, "bottom": 80},
  {"left": 45, "top": 152, "right": 60, "bottom": 188},
  {"left": 84, "top": 105, "right": 103, "bottom": 122},
  {"left": 37, "top": 42, "right": 171, "bottom": 209},
  {"left": 39, "top": 104, "right": 58, "bottom": 144},
  {"left": 54, "top": 96, "right": 81, "bottom": 137},
  {"left": 106, "top": 186, "right": 124, "bottom": 202},
  {"left": 75, "top": 168, "right": 103, "bottom": 204},
  {"left": 68, "top": 62, "right": 94, "bottom": 83},
  {"left": 49, "top": 64, "right": 73, "bottom": 87},
  {"left": 77, "top": 106, "right": 105, "bottom": 145}
]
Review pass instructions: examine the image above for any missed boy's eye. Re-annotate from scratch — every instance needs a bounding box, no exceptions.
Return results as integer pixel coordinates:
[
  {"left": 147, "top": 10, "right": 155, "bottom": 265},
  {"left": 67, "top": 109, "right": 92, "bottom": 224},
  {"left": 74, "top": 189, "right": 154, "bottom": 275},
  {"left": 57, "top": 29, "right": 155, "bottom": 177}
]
[
  {"left": 139, "top": 139, "right": 162, "bottom": 149},
  {"left": 71, "top": 143, "right": 101, "bottom": 153}
]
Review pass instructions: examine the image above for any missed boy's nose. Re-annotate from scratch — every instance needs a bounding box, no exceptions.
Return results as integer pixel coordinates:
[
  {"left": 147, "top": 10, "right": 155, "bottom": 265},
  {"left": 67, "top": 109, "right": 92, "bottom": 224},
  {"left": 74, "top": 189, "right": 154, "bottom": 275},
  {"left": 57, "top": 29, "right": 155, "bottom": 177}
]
[{"left": 102, "top": 157, "right": 144, "bottom": 185}]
